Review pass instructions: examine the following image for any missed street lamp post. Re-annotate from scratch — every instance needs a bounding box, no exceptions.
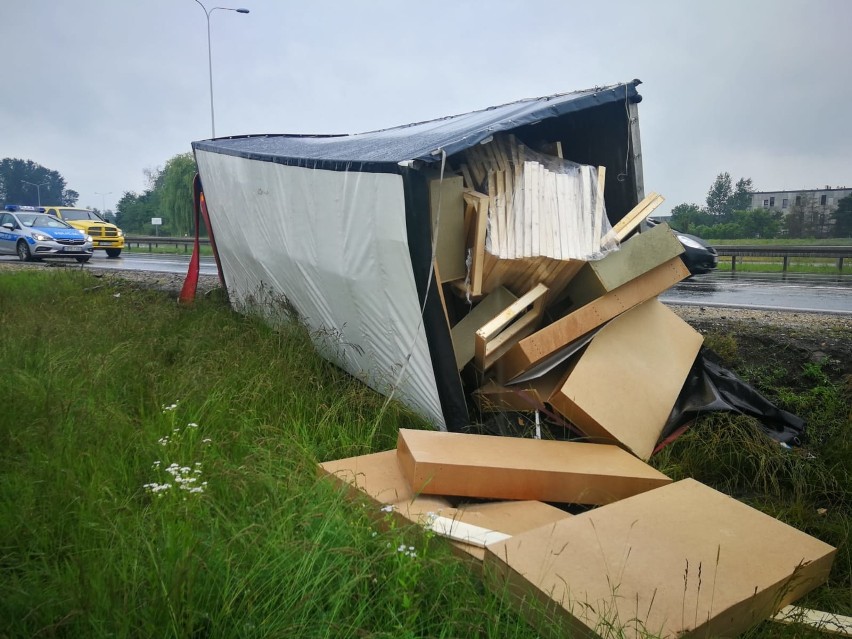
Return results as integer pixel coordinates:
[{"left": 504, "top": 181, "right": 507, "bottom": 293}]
[
  {"left": 94, "top": 191, "right": 113, "bottom": 216},
  {"left": 21, "top": 180, "right": 50, "bottom": 207},
  {"left": 193, "top": 1, "right": 249, "bottom": 139}
]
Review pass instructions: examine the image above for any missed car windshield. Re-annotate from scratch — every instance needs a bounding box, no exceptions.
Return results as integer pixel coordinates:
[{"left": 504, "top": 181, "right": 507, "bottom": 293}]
[
  {"left": 17, "top": 214, "right": 72, "bottom": 229},
  {"left": 60, "top": 209, "right": 102, "bottom": 222}
]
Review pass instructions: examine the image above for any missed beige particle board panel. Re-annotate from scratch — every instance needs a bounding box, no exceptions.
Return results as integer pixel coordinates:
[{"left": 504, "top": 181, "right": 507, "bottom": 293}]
[
  {"left": 396, "top": 428, "right": 670, "bottom": 505},
  {"left": 548, "top": 298, "right": 703, "bottom": 461},
  {"left": 429, "top": 175, "right": 466, "bottom": 283},
  {"left": 484, "top": 478, "right": 836, "bottom": 639},
  {"left": 318, "top": 449, "right": 569, "bottom": 562},
  {"left": 565, "top": 222, "right": 685, "bottom": 310},
  {"left": 495, "top": 256, "right": 691, "bottom": 382},
  {"left": 319, "top": 450, "right": 451, "bottom": 523}
]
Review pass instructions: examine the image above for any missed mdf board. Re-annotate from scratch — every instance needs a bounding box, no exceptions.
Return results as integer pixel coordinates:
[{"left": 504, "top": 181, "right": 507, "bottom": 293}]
[
  {"left": 451, "top": 286, "right": 517, "bottom": 370},
  {"left": 485, "top": 479, "right": 836, "bottom": 639},
  {"left": 319, "top": 450, "right": 451, "bottom": 523},
  {"left": 496, "top": 256, "right": 691, "bottom": 382},
  {"left": 429, "top": 175, "right": 466, "bottom": 282},
  {"left": 396, "top": 428, "right": 670, "bottom": 505},
  {"left": 548, "top": 299, "right": 703, "bottom": 461},
  {"left": 318, "top": 450, "right": 569, "bottom": 562},
  {"left": 564, "top": 222, "right": 684, "bottom": 310}
]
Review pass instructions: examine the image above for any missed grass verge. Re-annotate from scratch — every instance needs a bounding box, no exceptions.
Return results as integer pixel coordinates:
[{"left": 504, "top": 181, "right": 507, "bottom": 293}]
[{"left": 1, "top": 269, "right": 848, "bottom": 637}]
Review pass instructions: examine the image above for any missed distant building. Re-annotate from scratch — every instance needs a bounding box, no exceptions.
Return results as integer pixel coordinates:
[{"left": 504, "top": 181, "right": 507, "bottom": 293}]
[{"left": 750, "top": 186, "right": 851, "bottom": 214}]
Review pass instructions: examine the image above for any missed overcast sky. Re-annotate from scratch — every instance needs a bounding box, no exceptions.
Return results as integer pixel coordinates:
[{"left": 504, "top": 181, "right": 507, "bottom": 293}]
[{"left": 2, "top": 0, "right": 850, "bottom": 215}]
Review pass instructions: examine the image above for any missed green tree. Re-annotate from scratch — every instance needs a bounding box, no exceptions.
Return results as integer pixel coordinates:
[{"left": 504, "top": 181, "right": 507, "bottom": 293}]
[
  {"left": 159, "top": 153, "right": 197, "bottom": 236},
  {"left": 669, "top": 203, "right": 704, "bottom": 232},
  {"left": 0, "top": 158, "right": 78, "bottom": 207},
  {"left": 729, "top": 178, "right": 754, "bottom": 212},
  {"left": 703, "top": 173, "right": 754, "bottom": 223},
  {"left": 732, "top": 208, "right": 781, "bottom": 239},
  {"left": 705, "top": 172, "right": 733, "bottom": 220},
  {"left": 116, "top": 190, "right": 161, "bottom": 234},
  {"left": 831, "top": 194, "right": 852, "bottom": 237}
]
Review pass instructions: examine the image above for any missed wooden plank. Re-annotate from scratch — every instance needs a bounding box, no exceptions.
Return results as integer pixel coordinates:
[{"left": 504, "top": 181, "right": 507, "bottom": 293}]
[
  {"left": 538, "top": 140, "right": 563, "bottom": 158},
  {"left": 431, "top": 260, "right": 452, "bottom": 333},
  {"left": 494, "top": 256, "right": 691, "bottom": 382},
  {"left": 592, "top": 165, "right": 606, "bottom": 251},
  {"left": 450, "top": 286, "right": 517, "bottom": 370},
  {"left": 429, "top": 175, "right": 466, "bottom": 282},
  {"left": 608, "top": 191, "right": 664, "bottom": 242},
  {"left": 463, "top": 191, "right": 489, "bottom": 296},
  {"left": 485, "top": 479, "right": 836, "bottom": 639},
  {"left": 473, "top": 368, "right": 565, "bottom": 413},
  {"left": 474, "top": 283, "right": 548, "bottom": 371},
  {"left": 548, "top": 299, "right": 704, "bottom": 460},
  {"left": 772, "top": 605, "right": 852, "bottom": 636},
  {"left": 460, "top": 163, "right": 475, "bottom": 190},
  {"left": 486, "top": 172, "right": 499, "bottom": 257},
  {"left": 396, "top": 428, "right": 671, "bottom": 505}
]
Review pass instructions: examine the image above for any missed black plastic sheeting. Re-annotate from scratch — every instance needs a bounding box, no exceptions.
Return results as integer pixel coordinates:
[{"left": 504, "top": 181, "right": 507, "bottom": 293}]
[
  {"left": 192, "top": 82, "right": 641, "bottom": 168},
  {"left": 660, "top": 348, "right": 806, "bottom": 446}
]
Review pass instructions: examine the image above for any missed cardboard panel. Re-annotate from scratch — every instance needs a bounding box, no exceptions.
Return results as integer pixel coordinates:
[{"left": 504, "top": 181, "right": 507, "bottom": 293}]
[
  {"left": 396, "top": 428, "right": 670, "bottom": 505},
  {"left": 429, "top": 175, "right": 466, "bottom": 282},
  {"left": 565, "top": 222, "right": 684, "bottom": 310},
  {"left": 318, "top": 450, "right": 569, "bottom": 562},
  {"left": 549, "top": 299, "right": 703, "bottom": 460},
  {"left": 485, "top": 479, "right": 836, "bottom": 639},
  {"left": 496, "top": 256, "right": 690, "bottom": 382}
]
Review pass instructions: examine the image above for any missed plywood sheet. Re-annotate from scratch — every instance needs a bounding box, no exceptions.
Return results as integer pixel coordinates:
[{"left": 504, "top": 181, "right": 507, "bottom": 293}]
[
  {"left": 496, "top": 256, "right": 690, "bottom": 382},
  {"left": 485, "top": 479, "right": 836, "bottom": 639},
  {"left": 396, "top": 428, "right": 670, "bottom": 505},
  {"left": 565, "top": 222, "right": 684, "bottom": 310},
  {"left": 549, "top": 299, "right": 703, "bottom": 460},
  {"left": 429, "top": 175, "right": 466, "bottom": 282}
]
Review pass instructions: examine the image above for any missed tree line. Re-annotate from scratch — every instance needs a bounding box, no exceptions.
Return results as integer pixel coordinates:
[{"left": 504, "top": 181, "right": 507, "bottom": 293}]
[
  {"left": 669, "top": 172, "right": 852, "bottom": 239},
  {"left": 0, "top": 153, "right": 198, "bottom": 237}
]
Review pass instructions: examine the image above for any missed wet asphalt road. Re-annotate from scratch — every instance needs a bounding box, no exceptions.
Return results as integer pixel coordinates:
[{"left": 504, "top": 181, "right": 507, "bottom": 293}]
[
  {"left": 4, "top": 253, "right": 851, "bottom": 315},
  {"left": 660, "top": 271, "right": 852, "bottom": 315}
]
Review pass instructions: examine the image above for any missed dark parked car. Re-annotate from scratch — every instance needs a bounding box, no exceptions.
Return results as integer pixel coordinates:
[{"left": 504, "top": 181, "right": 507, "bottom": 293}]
[{"left": 646, "top": 218, "right": 717, "bottom": 274}]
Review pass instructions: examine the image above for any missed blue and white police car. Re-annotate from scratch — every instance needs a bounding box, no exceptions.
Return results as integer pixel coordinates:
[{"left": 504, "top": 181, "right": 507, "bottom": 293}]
[{"left": 0, "top": 205, "right": 94, "bottom": 263}]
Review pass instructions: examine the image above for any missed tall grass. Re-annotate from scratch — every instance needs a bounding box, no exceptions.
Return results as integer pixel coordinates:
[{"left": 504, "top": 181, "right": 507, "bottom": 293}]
[
  {"left": 0, "top": 270, "right": 536, "bottom": 638},
  {"left": 1, "top": 270, "right": 848, "bottom": 638}
]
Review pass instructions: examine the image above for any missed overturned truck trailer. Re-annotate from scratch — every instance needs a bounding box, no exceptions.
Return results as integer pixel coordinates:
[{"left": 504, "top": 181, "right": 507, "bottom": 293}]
[{"left": 191, "top": 80, "right": 645, "bottom": 431}]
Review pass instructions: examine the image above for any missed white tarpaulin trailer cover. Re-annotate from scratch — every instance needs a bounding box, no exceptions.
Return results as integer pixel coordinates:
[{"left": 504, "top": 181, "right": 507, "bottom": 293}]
[{"left": 191, "top": 81, "right": 645, "bottom": 431}]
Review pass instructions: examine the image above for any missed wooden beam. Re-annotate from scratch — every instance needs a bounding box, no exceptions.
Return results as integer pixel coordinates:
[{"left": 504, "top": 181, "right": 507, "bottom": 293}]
[
  {"left": 493, "top": 256, "right": 691, "bottom": 382},
  {"left": 608, "top": 191, "right": 664, "bottom": 242},
  {"left": 463, "top": 191, "right": 489, "bottom": 296},
  {"left": 772, "top": 605, "right": 852, "bottom": 636},
  {"left": 474, "top": 283, "right": 548, "bottom": 371},
  {"left": 450, "top": 286, "right": 517, "bottom": 370}
]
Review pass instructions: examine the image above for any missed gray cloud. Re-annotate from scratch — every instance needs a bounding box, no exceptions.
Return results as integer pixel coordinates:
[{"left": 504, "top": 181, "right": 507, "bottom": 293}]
[{"left": 2, "top": 0, "right": 849, "bottom": 213}]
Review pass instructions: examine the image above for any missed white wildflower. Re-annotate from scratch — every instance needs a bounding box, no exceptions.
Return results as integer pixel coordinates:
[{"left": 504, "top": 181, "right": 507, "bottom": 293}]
[{"left": 380, "top": 504, "right": 394, "bottom": 513}]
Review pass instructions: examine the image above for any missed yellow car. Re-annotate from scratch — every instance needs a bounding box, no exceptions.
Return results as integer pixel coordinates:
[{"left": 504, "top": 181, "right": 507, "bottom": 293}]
[{"left": 44, "top": 206, "right": 125, "bottom": 257}]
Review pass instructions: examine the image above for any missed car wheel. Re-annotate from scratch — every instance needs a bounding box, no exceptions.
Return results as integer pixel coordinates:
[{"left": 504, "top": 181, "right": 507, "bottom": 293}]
[
  {"left": 76, "top": 256, "right": 91, "bottom": 264},
  {"left": 106, "top": 248, "right": 122, "bottom": 258},
  {"left": 16, "top": 240, "right": 32, "bottom": 262}
]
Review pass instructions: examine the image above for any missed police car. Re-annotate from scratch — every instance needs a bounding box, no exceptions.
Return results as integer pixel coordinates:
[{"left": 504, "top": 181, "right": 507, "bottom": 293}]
[{"left": 0, "top": 205, "right": 94, "bottom": 263}]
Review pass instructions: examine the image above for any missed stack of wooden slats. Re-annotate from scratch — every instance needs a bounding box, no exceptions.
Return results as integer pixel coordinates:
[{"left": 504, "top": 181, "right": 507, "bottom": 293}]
[{"left": 430, "top": 133, "right": 707, "bottom": 461}]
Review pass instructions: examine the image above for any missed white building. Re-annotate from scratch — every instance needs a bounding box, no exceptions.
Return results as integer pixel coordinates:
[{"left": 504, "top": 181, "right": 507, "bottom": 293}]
[{"left": 750, "top": 186, "right": 851, "bottom": 214}]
